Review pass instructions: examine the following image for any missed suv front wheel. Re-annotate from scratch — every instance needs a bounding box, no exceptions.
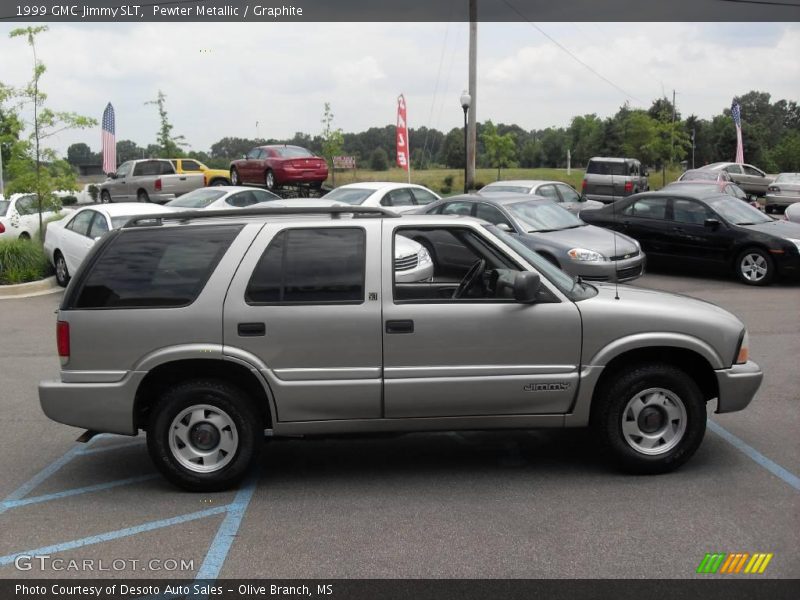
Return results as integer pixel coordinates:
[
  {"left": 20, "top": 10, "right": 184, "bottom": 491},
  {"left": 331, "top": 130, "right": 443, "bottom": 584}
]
[
  {"left": 592, "top": 364, "right": 706, "bottom": 474},
  {"left": 147, "top": 379, "right": 262, "bottom": 491}
]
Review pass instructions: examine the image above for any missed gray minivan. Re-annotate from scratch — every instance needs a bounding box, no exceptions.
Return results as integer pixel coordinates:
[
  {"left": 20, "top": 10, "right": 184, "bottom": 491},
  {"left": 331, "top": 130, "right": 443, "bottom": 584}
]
[{"left": 582, "top": 157, "right": 649, "bottom": 204}]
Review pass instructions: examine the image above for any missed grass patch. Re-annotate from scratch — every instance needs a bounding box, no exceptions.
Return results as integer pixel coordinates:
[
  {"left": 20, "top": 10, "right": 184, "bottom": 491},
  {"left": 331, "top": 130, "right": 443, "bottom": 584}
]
[
  {"left": 325, "top": 166, "right": 684, "bottom": 195},
  {"left": 0, "top": 238, "right": 52, "bottom": 285}
]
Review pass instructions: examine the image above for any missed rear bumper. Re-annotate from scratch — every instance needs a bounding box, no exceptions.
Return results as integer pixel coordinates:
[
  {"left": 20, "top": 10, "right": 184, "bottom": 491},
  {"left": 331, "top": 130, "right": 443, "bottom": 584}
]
[
  {"left": 714, "top": 360, "right": 763, "bottom": 414},
  {"left": 148, "top": 193, "right": 177, "bottom": 204},
  {"left": 276, "top": 167, "right": 329, "bottom": 185},
  {"left": 39, "top": 372, "right": 144, "bottom": 435},
  {"left": 764, "top": 194, "right": 800, "bottom": 208}
]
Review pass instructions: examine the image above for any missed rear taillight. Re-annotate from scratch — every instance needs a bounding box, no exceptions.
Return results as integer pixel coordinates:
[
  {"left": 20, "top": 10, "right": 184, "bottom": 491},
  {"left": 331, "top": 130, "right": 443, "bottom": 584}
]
[
  {"left": 56, "top": 321, "right": 70, "bottom": 360},
  {"left": 155, "top": 178, "right": 162, "bottom": 191},
  {"left": 581, "top": 179, "right": 587, "bottom": 191},
  {"left": 624, "top": 181, "right": 633, "bottom": 193},
  {"left": 768, "top": 186, "right": 779, "bottom": 192},
  {"left": 0, "top": 222, "right": 5, "bottom": 234}
]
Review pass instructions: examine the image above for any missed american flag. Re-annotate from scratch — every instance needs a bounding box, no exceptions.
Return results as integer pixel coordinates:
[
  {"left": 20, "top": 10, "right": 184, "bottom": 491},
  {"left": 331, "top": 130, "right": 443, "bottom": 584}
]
[
  {"left": 731, "top": 100, "right": 744, "bottom": 164},
  {"left": 101, "top": 103, "right": 116, "bottom": 174}
]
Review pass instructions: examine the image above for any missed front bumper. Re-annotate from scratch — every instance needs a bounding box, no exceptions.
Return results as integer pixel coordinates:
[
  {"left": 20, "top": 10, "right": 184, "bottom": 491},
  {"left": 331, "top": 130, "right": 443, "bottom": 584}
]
[
  {"left": 39, "top": 372, "right": 144, "bottom": 435},
  {"left": 714, "top": 360, "right": 763, "bottom": 413},
  {"left": 570, "top": 254, "right": 646, "bottom": 283}
]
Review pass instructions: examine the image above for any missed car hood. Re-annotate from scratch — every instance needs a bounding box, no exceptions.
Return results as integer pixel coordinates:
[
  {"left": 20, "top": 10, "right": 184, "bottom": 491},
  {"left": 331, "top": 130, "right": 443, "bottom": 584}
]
[
  {"left": 529, "top": 225, "right": 639, "bottom": 256},
  {"left": 741, "top": 219, "right": 800, "bottom": 238},
  {"left": 576, "top": 283, "right": 744, "bottom": 369}
]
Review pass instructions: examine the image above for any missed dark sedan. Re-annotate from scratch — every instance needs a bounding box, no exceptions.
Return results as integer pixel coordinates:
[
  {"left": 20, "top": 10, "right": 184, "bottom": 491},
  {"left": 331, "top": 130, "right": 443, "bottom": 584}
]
[
  {"left": 580, "top": 189, "right": 800, "bottom": 286},
  {"left": 229, "top": 145, "right": 328, "bottom": 190}
]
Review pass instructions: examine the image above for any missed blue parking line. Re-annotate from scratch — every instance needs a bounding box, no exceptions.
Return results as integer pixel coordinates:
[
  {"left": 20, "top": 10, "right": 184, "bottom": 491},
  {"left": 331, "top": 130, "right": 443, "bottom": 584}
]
[
  {"left": 195, "top": 475, "right": 258, "bottom": 580},
  {"left": 708, "top": 419, "right": 800, "bottom": 491},
  {"left": 79, "top": 439, "right": 145, "bottom": 455},
  {"left": 1, "top": 475, "right": 158, "bottom": 510},
  {"left": 0, "top": 505, "right": 228, "bottom": 566}
]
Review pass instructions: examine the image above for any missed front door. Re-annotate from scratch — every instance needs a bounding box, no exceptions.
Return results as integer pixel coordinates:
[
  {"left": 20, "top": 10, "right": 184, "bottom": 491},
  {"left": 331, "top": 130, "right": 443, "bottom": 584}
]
[
  {"left": 382, "top": 222, "right": 582, "bottom": 418},
  {"left": 666, "top": 197, "right": 733, "bottom": 264},
  {"left": 223, "top": 222, "right": 383, "bottom": 422}
]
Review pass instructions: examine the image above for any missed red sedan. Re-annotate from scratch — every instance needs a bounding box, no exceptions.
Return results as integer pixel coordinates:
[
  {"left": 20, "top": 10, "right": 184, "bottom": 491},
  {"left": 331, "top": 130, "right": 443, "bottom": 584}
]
[{"left": 229, "top": 145, "right": 328, "bottom": 190}]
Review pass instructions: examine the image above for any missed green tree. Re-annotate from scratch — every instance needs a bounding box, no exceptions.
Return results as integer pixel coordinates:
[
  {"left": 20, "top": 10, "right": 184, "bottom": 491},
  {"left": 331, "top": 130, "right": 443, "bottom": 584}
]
[
  {"left": 145, "top": 90, "right": 186, "bottom": 158},
  {"left": 440, "top": 128, "right": 465, "bottom": 169},
  {"left": 116, "top": 139, "right": 143, "bottom": 163},
  {"left": 770, "top": 132, "right": 800, "bottom": 171},
  {"left": 66, "top": 142, "right": 94, "bottom": 166},
  {"left": 369, "top": 147, "right": 389, "bottom": 171},
  {"left": 320, "top": 102, "right": 344, "bottom": 166},
  {"left": 9, "top": 26, "right": 96, "bottom": 237},
  {"left": 480, "top": 120, "right": 517, "bottom": 179}
]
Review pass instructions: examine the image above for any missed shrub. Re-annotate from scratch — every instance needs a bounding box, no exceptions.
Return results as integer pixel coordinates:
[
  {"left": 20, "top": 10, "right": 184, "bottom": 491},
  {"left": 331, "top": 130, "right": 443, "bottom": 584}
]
[
  {"left": 61, "top": 195, "right": 78, "bottom": 205},
  {"left": 0, "top": 238, "right": 51, "bottom": 284},
  {"left": 369, "top": 148, "right": 389, "bottom": 171},
  {"left": 443, "top": 175, "right": 454, "bottom": 187},
  {"left": 440, "top": 185, "right": 452, "bottom": 194},
  {"left": 88, "top": 184, "right": 99, "bottom": 202}
]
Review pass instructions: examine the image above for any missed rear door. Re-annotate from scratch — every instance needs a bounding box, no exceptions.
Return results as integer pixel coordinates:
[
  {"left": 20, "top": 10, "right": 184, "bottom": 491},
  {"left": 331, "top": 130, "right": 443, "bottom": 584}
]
[
  {"left": 618, "top": 196, "right": 672, "bottom": 256},
  {"left": 223, "top": 221, "right": 383, "bottom": 422}
]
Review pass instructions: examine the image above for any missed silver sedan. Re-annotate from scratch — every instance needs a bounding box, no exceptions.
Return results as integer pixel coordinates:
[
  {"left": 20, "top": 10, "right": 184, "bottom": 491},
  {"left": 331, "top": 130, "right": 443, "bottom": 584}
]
[
  {"left": 419, "top": 193, "right": 645, "bottom": 283},
  {"left": 765, "top": 173, "right": 800, "bottom": 213},
  {"left": 479, "top": 179, "right": 604, "bottom": 215}
]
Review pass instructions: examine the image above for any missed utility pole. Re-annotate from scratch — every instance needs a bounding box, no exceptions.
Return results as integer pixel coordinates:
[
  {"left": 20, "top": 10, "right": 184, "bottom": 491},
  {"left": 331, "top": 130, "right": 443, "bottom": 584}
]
[
  {"left": 0, "top": 145, "right": 4, "bottom": 198},
  {"left": 466, "top": 0, "right": 477, "bottom": 192},
  {"left": 670, "top": 89, "right": 676, "bottom": 165}
]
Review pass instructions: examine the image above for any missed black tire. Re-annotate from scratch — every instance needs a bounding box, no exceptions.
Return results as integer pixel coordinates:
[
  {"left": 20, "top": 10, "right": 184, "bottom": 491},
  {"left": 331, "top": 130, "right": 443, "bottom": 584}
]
[
  {"left": 100, "top": 190, "right": 111, "bottom": 204},
  {"left": 146, "top": 379, "right": 262, "bottom": 492},
  {"left": 210, "top": 178, "right": 229, "bottom": 186},
  {"left": 18, "top": 232, "right": 31, "bottom": 241},
  {"left": 265, "top": 169, "right": 276, "bottom": 190},
  {"left": 137, "top": 190, "right": 150, "bottom": 203},
  {"left": 735, "top": 247, "right": 774, "bottom": 286},
  {"left": 592, "top": 363, "right": 706, "bottom": 474},
  {"left": 230, "top": 168, "right": 240, "bottom": 186},
  {"left": 54, "top": 252, "right": 70, "bottom": 287}
]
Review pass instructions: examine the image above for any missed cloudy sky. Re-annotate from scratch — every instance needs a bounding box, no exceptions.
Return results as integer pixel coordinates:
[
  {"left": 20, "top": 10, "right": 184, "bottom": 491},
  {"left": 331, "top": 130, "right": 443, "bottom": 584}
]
[{"left": 0, "top": 22, "right": 797, "bottom": 156}]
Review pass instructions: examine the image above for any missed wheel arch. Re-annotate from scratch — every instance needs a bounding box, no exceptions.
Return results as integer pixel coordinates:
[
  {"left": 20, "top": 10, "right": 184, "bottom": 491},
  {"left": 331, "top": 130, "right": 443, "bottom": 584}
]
[{"left": 133, "top": 358, "right": 275, "bottom": 432}]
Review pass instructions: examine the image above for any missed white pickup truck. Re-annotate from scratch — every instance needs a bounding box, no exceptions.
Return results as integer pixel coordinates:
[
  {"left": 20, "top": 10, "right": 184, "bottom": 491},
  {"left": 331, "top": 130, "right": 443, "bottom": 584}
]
[{"left": 99, "top": 159, "right": 205, "bottom": 204}]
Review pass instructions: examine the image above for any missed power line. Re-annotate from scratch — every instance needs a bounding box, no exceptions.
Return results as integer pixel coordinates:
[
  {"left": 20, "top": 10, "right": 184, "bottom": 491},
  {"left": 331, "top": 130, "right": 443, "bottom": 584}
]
[{"left": 501, "top": 0, "right": 644, "bottom": 104}]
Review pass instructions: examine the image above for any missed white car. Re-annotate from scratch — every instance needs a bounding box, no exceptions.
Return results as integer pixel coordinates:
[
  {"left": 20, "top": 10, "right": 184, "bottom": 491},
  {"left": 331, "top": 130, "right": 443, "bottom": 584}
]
[
  {"left": 44, "top": 203, "right": 172, "bottom": 287},
  {"left": 164, "top": 186, "right": 281, "bottom": 210},
  {"left": 784, "top": 202, "right": 800, "bottom": 224},
  {"left": 322, "top": 182, "right": 440, "bottom": 213},
  {"left": 0, "top": 194, "right": 58, "bottom": 240},
  {"left": 479, "top": 180, "right": 603, "bottom": 215}
]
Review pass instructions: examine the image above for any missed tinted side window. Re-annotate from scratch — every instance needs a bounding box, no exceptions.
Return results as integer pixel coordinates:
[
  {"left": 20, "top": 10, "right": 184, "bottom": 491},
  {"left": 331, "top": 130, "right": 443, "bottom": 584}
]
[
  {"left": 743, "top": 165, "right": 763, "bottom": 177},
  {"left": 623, "top": 197, "right": 667, "bottom": 219},
  {"left": 160, "top": 161, "right": 175, "bottom": 175},
  {"left": 182, "top": 160, "right": 202, "bottom": 171},
  {"left": 556, "top": 184, "right": 581, "bottom": 203},
  {"left": 67, "top": 210, "right": 95, "bottom": 236},
  {"left": 587, "top": 161, "right": 627, "bottom": 176},
  {"left": 388, "top": 189, "right": 414, "bottom": 207},
  {"left": 89, "top": 213, "right": 109, "bottom": 237},
  {"left": 246, "top": 228, "right": 365, "bottom": 304},
  {"left": 441, "top": 202, "right": 474, "bottom": 216},
  {"left": 671, "top": 199, "right": 711, "bottom": 225},
  {"left": 537, "top": 185, "right": 559, "bottom": 200},
  {"left": 15, "top": 196, "right": 35, "bottom": 215},
  {"left": 73, "top": 225, "right": 241, "bottom": 309},
  {"left": 475, "top": 203, "right": 511, "bottom": 227},
  {"left": 411, "top": 188, "right": 438, "bottom": 205},
  {"left": 724, "top": 164, "right": 742, "bottom": 175}
]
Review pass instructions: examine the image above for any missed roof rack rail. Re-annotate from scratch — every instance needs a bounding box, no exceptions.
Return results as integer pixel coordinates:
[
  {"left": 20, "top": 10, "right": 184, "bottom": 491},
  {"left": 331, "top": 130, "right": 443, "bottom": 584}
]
[{"left": 123, "top": 205, "right": 400, "bottom": 228}]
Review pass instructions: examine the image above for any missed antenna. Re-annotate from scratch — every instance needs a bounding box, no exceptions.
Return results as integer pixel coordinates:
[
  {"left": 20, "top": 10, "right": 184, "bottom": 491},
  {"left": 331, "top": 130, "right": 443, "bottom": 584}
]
[{"left": 611, "top": 167, "right": 619, "bottom": 300}]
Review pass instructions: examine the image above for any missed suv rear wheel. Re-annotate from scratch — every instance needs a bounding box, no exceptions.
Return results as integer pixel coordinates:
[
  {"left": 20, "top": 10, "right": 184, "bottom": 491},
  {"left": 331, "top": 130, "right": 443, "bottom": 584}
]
[
  {"left": 147, "top": 379, "right": 262, "bottom": 491},
  {"left": 592, "top": 364, "right": 706, "bottom": 474}
]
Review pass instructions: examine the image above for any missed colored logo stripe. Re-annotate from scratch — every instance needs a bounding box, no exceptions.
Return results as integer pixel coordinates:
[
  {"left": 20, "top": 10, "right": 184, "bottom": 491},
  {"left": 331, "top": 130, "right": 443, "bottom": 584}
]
[{"left": 697, "top": 552, "right": 772, "bottom": 574}]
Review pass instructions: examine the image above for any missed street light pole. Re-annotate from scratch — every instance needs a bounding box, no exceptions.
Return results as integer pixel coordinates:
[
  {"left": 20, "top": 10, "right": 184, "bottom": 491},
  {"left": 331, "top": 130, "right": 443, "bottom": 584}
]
[
  {"left": 460, "top": 91, "right": 471, "bottom": 194},
  {"left": 0, "top": 144, "right": 4, "bottom": 198}
]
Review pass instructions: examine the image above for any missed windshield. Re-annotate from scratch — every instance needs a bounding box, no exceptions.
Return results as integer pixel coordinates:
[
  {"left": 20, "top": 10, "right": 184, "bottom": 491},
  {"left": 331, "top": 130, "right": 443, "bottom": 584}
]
[
  {"left": 0, "top": 201, "right": 9, "bottom": 216},
  {"left": 709, "top": 196, "right": 771, "bottom": 225},
  {"left": 507, "top": 200, "right": 583, "bottom": 232},
  {"left": 486, "top": 225, "right": 596, "bottom": 301},
  {"left": 775, "top": 173, "right": 800, "bottom": 183},
  {"left": 165, "top": 189, "right": 227, "bottom": 208},
  {"left": 482, "top": 185, "right": 532, "bottom": 194},
  {"left": 322, "top": 187, "right": 374, "bottom": 205}
]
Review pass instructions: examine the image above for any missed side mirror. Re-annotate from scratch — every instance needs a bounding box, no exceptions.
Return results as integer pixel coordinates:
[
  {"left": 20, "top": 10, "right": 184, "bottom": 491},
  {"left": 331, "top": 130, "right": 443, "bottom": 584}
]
[
  {"left": 496, "top": 222, "right": 513, "bottom": 233},
  {"left": 514, "top": 271, "right": 541, "bottom": 303},
  {"left": 107, "top": 172, "right": 116, "bottom": 179},
  {"left": 704, "top": 218, "right": 721, "bottom": 229}
]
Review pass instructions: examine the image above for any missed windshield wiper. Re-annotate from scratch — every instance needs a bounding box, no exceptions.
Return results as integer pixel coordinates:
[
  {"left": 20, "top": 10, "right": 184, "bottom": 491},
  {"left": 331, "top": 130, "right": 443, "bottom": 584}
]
[{"left": 529, "top": 228, "right": 559, "bottom": 233}]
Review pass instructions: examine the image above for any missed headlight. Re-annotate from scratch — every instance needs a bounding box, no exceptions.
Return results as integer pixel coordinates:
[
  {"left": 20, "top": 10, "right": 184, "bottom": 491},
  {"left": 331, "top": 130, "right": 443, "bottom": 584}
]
[
  {"left": 736, "top": 330, "right": 749, "bottom": 364},
  {"left": 786, "top": 238, "right": 800, "bottom": 253},
  {"left": 418, "top": 246, "right": 432, "bottom": 266},
  {"left": 567, "top": 248, "right": 606, "bottom": 262}
]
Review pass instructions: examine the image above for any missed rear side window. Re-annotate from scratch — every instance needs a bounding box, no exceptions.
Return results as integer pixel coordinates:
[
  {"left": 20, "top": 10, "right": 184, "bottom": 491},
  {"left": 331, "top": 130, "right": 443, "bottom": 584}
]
[
  {"left": 246, "top": 228, "right": 365, "bottom": 304},
  {"left": 586, "top": 161, "right": 627, "bottom": 176},
  {"left": 72, "top": 225, "right": 241, "bottom": 309}
]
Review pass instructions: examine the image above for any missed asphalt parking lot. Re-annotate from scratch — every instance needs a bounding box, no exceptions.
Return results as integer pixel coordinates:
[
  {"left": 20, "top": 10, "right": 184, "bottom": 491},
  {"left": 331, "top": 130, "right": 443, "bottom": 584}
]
[{"left": 0, "top": 268, "right": 798, "bottom": 580}]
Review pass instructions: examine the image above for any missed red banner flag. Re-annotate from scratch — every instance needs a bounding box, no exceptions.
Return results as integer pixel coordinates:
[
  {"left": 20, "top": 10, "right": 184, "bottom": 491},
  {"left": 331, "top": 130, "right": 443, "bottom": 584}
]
[{"left": 396, "top": 94, "right": 409, "bottom": 171}]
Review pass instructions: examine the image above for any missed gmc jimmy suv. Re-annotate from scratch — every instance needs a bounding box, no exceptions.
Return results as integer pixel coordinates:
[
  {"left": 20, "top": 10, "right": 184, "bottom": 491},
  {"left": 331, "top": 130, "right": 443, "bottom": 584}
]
[{"left": 39, "top": 206, "right": 763, "bottom": 491}]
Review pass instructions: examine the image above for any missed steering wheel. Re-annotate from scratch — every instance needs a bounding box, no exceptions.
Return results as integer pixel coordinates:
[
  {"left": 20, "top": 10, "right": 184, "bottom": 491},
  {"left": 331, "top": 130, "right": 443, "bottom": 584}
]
[{"left": 453, "top": 259, "right": 486, "bottom": 299}]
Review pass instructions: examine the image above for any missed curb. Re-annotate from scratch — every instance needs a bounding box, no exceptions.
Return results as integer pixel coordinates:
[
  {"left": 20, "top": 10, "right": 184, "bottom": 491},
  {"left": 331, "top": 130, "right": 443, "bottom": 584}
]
[{"left": 0, "top": 276, "right": 62, "bottom": 299}]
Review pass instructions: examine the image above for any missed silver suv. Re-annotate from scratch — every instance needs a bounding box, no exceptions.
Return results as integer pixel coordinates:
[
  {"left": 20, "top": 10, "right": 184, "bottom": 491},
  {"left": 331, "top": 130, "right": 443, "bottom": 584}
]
[
  {"left": 582, "top": 157, "right": 649, "bottom": 204},
  {"left": 39, "top": 206, "right": 762, "bottom": 491}
]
